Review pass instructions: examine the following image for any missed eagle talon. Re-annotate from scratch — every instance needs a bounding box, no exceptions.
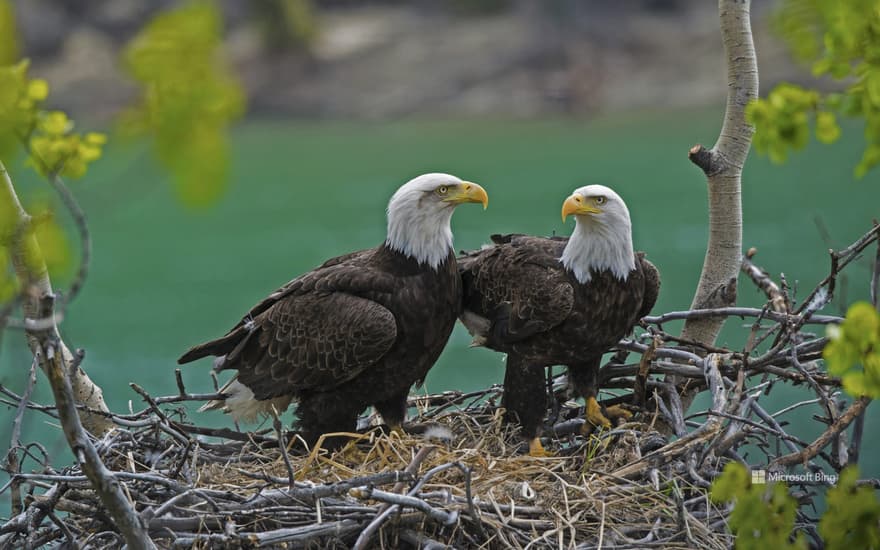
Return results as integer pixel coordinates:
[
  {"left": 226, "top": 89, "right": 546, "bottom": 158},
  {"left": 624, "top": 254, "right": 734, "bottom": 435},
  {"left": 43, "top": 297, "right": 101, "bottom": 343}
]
[
  {"left": 528, "top": 437, "right": 552, "bottom": 457},
  {"left": 581, "top": 396, "right": 612, "bottom": 434}
]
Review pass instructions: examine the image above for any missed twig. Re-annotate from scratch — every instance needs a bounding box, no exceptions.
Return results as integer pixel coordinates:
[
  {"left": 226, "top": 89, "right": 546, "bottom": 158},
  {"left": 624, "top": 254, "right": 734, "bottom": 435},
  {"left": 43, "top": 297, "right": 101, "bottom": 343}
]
[
  {"left": 352, "top": 446, "right": 438, "bottom": 550},
  {"left": 271, "top": 406, "right": 295, "bottom": 490},
  {"left": 772, "top": 397, "right": 872, "bottom": 467},
  {"left": 1, "top": 160, "right": 114, "bottom": 435},
  {"left": 643, "top": 307, "right": 840, "bottom": 326},
  {"left": 5, "top": 358, "right": 38, "bottom": 515},
  {"left": 742, "top": 248, "right": 788, "bottom": 312},
  {"left": 872, "top": 223, "right": 880, "bottom": 310},
  {"left": 796, "top": 224, "right": 880, "bottom": 316},
  {"left": 632, "top": 336, "right": 660, "bottom": 409},
  {"left": 47, "top": 172, "right": 91, "bottom": 308},
  {"left": 35, "top": 294, "right": 156, "bottom": 549},
  {"left": 349, "top": 486, "right": 458, "bottom": 526}
]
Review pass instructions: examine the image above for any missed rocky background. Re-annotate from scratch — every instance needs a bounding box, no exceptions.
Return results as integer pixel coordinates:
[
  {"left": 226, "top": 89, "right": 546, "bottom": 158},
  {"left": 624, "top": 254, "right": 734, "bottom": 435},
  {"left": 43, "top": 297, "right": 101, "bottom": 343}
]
[{"left": 16, "top": 0, "right": 808, "bottom": 120}]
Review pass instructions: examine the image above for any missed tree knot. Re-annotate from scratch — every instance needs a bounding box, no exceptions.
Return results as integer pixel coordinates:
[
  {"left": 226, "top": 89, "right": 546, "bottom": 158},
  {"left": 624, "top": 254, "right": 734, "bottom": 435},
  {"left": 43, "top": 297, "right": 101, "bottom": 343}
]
[{"left": 688, "top": 145, "right": 726, "bottom": 177}]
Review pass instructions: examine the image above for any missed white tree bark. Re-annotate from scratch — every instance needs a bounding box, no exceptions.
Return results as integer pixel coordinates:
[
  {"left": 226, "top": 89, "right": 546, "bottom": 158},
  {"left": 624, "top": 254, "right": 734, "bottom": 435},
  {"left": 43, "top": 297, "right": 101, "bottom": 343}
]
[
  {"left": 1, "top": 161, "right": 114, "bottom": 436},
  {"left": 681, "top": 0, "right": 757, "bottom": 346},
  {"left": 672, "top": 0, "right": 757, "bottom": 408}
]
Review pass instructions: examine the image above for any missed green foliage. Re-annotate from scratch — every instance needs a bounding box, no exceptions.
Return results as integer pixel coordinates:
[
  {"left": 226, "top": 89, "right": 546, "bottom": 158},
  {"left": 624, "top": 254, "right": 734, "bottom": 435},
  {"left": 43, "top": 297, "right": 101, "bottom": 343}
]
[
  {"left": 747, "top": 84, "right": 824, "bottom": 163},
  {"left": 29, "top": 112, "right": 107, "bottom": 180},
  {"left": 0, "top": 0, "right": 18, "bottom": 65},
  {"left": 710, "top": 463, "right": 806, "bottom": 550},
  {"left": 121, "top": 0, "right": 245, "bottom": 206},
  {"left": 824, "top": 302, "right": 880, "bottom": 398},
  {"left": 0, "top": 60, "right": 44, "bottom": 163},
  {"left": 754, "top": 0, "right": 880, "bottom": 177},
  {"left": 819, "top": 467, "right": 880, "bottom": 550},
  {"left": 0, "top": 60, "right": 105, "bottom": 178}
]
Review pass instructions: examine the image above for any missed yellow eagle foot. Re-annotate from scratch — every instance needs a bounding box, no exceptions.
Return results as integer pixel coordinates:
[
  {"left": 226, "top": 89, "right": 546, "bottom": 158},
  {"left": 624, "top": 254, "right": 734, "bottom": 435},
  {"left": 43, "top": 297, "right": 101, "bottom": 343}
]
[
  {"left": 580, "top": 396, "right": 612, "bottom": 435},
  {"left": 528, "top": 437, "right": 552, "bottom": 457}
]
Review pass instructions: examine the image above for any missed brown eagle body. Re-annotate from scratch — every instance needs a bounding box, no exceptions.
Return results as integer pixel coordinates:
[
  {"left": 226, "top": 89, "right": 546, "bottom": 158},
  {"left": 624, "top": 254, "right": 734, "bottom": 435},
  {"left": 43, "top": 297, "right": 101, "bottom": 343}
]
[
  {"left": 458, "top": 185, "right": 659, "bottom": 455},
  {"left": 178, "top": 174, "right": 488, "bottom": 447},
  {"left": 179, "top": 245, "right": 460, "bottom": 444}
]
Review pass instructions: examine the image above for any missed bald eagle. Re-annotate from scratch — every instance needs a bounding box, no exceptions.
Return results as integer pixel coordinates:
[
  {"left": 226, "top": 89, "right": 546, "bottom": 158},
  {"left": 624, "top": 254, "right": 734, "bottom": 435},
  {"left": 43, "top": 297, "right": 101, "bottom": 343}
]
[
  {"left": 178, "top": 173, "right": 488, "bottom": 447},
  {"left": 458, "top": 185, "right": 659, "bottom": 456}
]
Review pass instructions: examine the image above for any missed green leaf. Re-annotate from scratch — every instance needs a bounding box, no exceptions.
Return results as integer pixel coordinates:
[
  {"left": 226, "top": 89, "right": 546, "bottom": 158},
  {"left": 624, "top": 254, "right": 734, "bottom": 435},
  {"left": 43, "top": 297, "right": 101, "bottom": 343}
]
[
  {"left": 711, "top": 462, "right": 750, "bottom": 503},
  {"left": 816, "top": 110, "right": 842, "bottom": 143},
  {"left": 824, "top": 302, "right": 880, "bottom": 398},
  {"left": 0, "top": 59, "right": 34, "bottom": 163},
  {"left": 710, "top": 463, "right": 806, "bottom": 550},
  {"left": 0, "top": 0, "right": 19, "bottom": 66},
  {"left": 819, "top": 466, "right": 880, "bottom": 550},
  {"left": 769, "top": 0, "right": 880, "bottom": 176}
]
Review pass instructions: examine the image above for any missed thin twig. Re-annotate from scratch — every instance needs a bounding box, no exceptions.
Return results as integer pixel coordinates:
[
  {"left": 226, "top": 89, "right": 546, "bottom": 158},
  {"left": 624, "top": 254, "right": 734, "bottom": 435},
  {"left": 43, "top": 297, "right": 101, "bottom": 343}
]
[{"left": 772, "top": 397, "right": 871, "bottom": 468}]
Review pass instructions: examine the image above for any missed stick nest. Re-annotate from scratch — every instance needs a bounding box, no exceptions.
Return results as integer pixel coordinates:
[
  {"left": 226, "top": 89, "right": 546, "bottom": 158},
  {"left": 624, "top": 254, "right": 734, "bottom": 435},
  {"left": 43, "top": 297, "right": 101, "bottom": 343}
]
[
  {"left": 3, "top": 385, "right": 733, "bottom": 549},
  {"left": 7, "top": 224, "right": 877, "bottom": 548}
]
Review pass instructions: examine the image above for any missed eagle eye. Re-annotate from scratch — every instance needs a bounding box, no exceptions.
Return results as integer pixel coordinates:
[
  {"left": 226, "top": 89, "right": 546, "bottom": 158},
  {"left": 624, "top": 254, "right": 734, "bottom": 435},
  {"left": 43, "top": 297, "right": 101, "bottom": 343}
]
[
  {"left": 436, "top": 185, "right": 449, "bottom": 195},
  {"left": 594, "top": 196, "right": 607, "bottom": 205}
]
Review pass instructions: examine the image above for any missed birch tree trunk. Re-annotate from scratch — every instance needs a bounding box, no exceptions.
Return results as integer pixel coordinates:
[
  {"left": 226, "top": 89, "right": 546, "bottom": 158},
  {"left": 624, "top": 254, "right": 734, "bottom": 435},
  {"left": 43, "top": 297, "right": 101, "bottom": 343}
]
[
  {"left": 674, "top": 0, "right": 757, "bottom": 407},
  {"left": 1, "top": 161, "right": 114, "bottom": 436}
]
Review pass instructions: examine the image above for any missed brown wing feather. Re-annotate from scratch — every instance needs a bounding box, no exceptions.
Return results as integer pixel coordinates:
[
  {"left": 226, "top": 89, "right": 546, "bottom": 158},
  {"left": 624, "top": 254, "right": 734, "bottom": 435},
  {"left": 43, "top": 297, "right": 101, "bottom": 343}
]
[
  {"left": 233, "top": 292, "right": 397, "bottom": 399},
  {"left": 177, "top": 247, "right": 402, "bottom": 401},
  {"left": 177, "top": 249, "right": 395, "bottom": 364},
  {"left": 461, "top": 235, "right": 573, "bottom": 342},
  {"left": 637, "top": 253, "right": 661, "bottom": 319}
]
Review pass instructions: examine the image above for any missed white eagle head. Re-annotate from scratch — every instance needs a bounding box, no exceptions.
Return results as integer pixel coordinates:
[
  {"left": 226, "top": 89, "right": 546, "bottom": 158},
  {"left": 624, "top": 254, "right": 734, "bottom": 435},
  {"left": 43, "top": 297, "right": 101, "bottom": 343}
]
[
  {"left": 386, "top": 173, "right": 488, "bottom": 269},
  {"left": 560, "top": 184, "right": 635, "bottom": 283}
]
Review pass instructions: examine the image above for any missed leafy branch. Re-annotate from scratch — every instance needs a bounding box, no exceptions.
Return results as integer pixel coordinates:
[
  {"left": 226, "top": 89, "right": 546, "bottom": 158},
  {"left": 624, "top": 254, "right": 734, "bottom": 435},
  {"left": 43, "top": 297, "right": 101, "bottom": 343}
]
[{"left": 751, "top": 0, "right": 880, "bottom": 177}]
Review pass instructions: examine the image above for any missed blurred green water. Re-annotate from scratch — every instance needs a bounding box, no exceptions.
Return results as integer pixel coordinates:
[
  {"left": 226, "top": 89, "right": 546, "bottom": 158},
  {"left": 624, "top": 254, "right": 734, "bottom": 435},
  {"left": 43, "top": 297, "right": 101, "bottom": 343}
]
[{"left": 1, "top": 108, "right": 878, "bottom": 517}]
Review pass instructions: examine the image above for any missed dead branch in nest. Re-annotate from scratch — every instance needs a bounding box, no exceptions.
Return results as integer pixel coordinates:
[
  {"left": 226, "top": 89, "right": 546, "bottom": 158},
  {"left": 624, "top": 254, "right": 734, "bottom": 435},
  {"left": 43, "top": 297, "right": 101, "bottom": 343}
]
[
  {"left": 28, "top": 293, "right": 156, "bottom": 550},
  {"left": 742, "top": 247, "right": 789, "bottom": 313}
]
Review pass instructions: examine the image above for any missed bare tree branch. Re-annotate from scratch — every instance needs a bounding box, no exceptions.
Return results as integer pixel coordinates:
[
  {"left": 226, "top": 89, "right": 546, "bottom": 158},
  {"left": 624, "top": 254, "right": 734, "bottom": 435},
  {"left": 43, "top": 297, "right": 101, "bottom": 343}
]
[
  {"left": 772, "top": 397, "right": 871, "bottom": 468},
  {"left": 46, "top": 172, "right": 91, "bottom": 308},
  {"left": 35, "top": 293, "right": 156, "bottom": 549},
  {"left": 742, "top": 248, "right": 788, "bottom": 312},
  {"left": 1, "top": 160, "right": 113, "bottom": 435}
]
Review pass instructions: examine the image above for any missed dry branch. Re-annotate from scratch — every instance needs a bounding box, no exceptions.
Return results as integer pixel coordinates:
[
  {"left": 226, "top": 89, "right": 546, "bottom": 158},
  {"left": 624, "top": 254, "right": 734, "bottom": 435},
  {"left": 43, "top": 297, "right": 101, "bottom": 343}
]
[
  {"left": 742, "top": 248, "right": 788, "bottom": 312},
  {"left": 33, "top": 294, "right": 156, "bottom": 549},
  {"left": 772, "top": 396, "right": 871, "bottom": 468}
]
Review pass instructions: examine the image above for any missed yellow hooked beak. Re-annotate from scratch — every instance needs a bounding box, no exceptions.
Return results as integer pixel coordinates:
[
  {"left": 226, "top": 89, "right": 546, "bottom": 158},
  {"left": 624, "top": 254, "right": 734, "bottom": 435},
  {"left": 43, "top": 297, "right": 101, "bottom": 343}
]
[
  {"left": 561, "top": 194, "right": 600, "bottom": 222},
  {"left": 446, "top": 182, "right": 489, "bottom": 209}
]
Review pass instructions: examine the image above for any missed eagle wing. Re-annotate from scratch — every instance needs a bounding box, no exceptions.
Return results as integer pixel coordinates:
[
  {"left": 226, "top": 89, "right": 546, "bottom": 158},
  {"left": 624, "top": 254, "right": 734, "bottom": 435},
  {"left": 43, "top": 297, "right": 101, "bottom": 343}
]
[
  {"left": 179, "top": 249, "right": 399, "bottom": 400},
  {"left": 463, "top": 235, "right": 574, "bottom": 343},
  {"left": 233, "top": 291, "right": 397, "bottom": 399},
  {"left": 637, "top": 252, "right": 661, "bottom": 319}
]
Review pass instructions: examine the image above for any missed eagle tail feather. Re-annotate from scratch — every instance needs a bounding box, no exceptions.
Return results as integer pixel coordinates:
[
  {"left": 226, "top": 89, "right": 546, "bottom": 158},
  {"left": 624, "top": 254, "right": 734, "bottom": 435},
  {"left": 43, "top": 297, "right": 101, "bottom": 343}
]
[{"left": 177, "top": 326, "right": 250, "bottom": 365}]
